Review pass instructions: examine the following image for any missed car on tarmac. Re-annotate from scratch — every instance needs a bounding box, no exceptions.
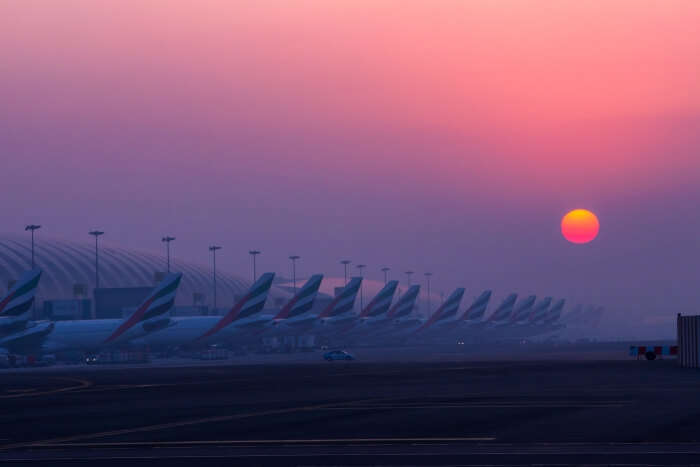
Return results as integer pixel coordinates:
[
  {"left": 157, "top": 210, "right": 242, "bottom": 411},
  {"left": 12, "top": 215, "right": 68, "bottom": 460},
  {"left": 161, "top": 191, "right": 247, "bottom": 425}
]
[{"left": 323, "top": 350, "right": 354, "bottom": 361}]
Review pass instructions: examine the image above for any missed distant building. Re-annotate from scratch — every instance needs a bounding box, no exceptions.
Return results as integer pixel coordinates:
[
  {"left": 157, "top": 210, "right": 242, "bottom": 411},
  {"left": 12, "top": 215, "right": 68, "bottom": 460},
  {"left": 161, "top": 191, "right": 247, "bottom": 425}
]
[
  {"left": 0, "top": 234, "right": 291, "bottom": 314},
  {"left": 94, "top": 287, "right": 153, "bottom": 319},
  {"left": 43, "top": 299, "right": 92, "bottom": 321},
  {"left": 172, "top": 305, "right": 209, "bottom": 317}
]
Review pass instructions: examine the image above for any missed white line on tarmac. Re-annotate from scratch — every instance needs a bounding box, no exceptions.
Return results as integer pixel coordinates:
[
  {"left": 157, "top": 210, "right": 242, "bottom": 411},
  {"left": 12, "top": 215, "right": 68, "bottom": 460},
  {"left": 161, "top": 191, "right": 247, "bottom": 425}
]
[
  {"left": 318, "top": 403, "right": 626, "bottom": 409},
  {"left": 29, "top": 436, "right": 497, "bottom": 448},
  {"left": 0, "top": 398, "right": 385, "bottom": 450},
  {"left": 0, "top": 377, "right": 92, "bottom": 399}
]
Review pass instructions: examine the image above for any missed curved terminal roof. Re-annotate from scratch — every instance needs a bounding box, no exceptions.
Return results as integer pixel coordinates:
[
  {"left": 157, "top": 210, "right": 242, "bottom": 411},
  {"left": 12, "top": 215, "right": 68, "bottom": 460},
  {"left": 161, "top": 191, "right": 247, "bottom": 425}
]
[{"left": 0, "top": 234, "right": 289, "bottom": 307}]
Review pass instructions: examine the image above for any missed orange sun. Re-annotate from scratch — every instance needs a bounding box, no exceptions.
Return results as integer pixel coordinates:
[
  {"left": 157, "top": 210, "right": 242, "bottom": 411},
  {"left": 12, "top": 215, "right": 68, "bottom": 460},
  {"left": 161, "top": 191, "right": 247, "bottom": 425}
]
[{"left": 561, "top": 209, "right": 600, "bottom": 244}]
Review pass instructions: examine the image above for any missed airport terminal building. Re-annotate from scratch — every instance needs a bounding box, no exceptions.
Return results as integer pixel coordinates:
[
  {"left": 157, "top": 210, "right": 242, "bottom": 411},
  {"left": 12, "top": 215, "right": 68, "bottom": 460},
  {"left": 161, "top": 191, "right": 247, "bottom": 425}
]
[{"left": 0, "top": 234, "right": 291, "bottom": 320}]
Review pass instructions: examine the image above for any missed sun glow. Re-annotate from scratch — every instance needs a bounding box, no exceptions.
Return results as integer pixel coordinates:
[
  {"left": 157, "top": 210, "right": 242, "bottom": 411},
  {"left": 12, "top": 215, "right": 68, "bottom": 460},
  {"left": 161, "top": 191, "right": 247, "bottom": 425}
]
[{"left": 561, "top": 209, "right": 600, "bottom": 244}]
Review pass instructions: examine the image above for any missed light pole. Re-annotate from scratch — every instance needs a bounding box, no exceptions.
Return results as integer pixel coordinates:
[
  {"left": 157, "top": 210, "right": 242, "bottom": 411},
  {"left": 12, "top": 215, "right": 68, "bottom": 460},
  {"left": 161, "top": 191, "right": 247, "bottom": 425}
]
[
  {"left": 162, "top": 236, "right": 176, "bottom": 272},
  {"left": 340, "top": 260, "right": 351, "bottom": 286},
  {"left": 209, "top": 246, "right": 222, "bottom": 309},
  {"left": 25, "top": 224, "right": 41, "bottom": 318},
  {"left": 89, "top": 230, "right": 104, "bottom": 289},
  {"left": 405, "top": 270, "right": 414, "bottom": 287},
  {"left": 25, "top": 225, "right": 41, "bottom": 269},
  {"left": 249, "top": 250, "right": 261, "bottom": 282},
  {"left": 289, "top": 255, "right": 300, "bottom": 293},
  {"left": 356, "top": 264, "right": 366, "bottom": 310},
  {"left": 381, "top": 267, "right": 390, "bottom": 285},
  {"left": 424, "top": 272, "right": 432, "bottom": 316}
]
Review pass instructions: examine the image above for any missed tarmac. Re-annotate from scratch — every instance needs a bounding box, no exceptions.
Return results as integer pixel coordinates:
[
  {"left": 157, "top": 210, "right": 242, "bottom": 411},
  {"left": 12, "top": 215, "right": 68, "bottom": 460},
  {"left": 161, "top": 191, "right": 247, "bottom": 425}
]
[{"left": 1, "top": 346, "right": 698, "bottom": 465}]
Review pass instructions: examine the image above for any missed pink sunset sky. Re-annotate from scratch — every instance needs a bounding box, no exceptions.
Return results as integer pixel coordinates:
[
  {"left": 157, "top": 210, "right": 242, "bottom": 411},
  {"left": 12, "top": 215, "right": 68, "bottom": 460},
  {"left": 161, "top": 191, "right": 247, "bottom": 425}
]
[{"left": 2, "top": 1, "right": 700, "bottom": 335}]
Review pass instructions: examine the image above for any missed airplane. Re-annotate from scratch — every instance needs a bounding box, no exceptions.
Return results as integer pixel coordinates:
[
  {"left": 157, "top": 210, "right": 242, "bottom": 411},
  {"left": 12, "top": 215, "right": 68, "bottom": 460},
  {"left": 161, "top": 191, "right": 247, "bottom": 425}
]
[
  {"left": 137, "top": 272, "right": 275, "bottom": 349},
  {"left": 386, "top": 285, "right": 421, "bottom": 321},
  {"left": 365, "top": 284, "right": 421, "bottom": 341},
  {"left": 510, "top": 295, "right": 537, "bottom": 326},
  {"left": 493, "top": 295, "right": 544, "bottom": 340},
  {"left": 486, "top": 293, "right": 518, "bottom": 327},
  {"left": 498, "top": 296, "right": 554, "bottom": 339},
  {"left": 532, "top": 298, "right": 564, "bottom": 327},
  {"left": 0, "top": 269, "right": 42, "bottom": 337},
  {"left": 239, "top": 274, "right": 324, "bottom": 341},
  {"left": 259, "top": 277, "right": 362, "bottom": 348},
  {"left": 380, "top": 287, "right": 464, "bottom": 342},
  {"left": 489, "top": 294, "right": 536, "bottom": 338},
  {"left": 502, "top": 296, "right": 562, "bottom": 340},
  {"left": 313, "top": 277, "right": 364, "bottom": 336},
  {"left": 0, "top": 272, "right": 182, "bottom": 355},
  {"left": 377, "top": 287, "right": 465, "bottom": 343},
  {"left": 413, "top": 288, "right": 466, "bottom": 335},
  {"left": 356, "top": 280, "right": 399, "bottom": 325},
  {"left": 473, "top": 292, "right": 518, "bottom": 341},
  {"left": 460, "top": 290, "right": 493, "bottom": 324},
  {"left": 331, "top": 280, "right": 399, "bottom": 343},
  {"left": 272, "top": 275, "right": 325, "bottom": 323},
  {"left": 528, "top": 297, "right": 553, "bottom": 325},
  {"left": 540, "top": 298, "right": 566, "bottom": 332},
  {"left": 443, "top": 290, "right": 492, "bottom": 341}
]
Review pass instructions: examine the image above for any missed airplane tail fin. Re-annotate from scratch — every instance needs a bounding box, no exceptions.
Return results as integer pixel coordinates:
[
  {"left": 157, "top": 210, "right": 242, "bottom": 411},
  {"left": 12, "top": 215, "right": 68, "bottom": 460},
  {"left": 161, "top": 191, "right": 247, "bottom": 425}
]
[
  {"left": 511, "top": 295, "right": 537, "bottom": 324},
  {"left": 0, "top": 269, "right": 42, "bottom": 319},
  {"left": 198, "top": 272, "right": 275, "bottom": 340},
  {"left": 273, "top": 274, "right": 324, "bottom": 320},
  {"left": 415, "top": 287, "right": 465, "bottom": 332},
  {"left": 460, "top": 290, "right": 492, "bottom": 321},
  {"left": 387, "top": 285, "right": 420, "bottom": 319},
  {"left": 319, "top": 277, "right": 362, "bottom": 319},
  {"left": 543, "top": 299, "right": 566, "bottom": 325},
  {"left": 0, "top": 269, "right": 42, "bottom": 334},
  {"left": 487, "top": 293, "right": 518, "bottom": 323},
  {"left": 529, "top": 297, "right": 552, "bottom": 324},
  {"left": 104, "top": 272, "right": 183, "bottom": 343},
  {"left": 359, "top": 280, "right": 399, "bottom": 318}
]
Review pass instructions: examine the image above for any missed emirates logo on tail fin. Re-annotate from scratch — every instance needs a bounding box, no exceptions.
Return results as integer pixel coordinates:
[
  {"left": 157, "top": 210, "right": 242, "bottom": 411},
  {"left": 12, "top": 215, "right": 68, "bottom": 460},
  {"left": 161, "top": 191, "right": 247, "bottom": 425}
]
[
  {"left": 198, "top": 272, "right": 275, "bottom": 340},
  {"left": 104, "top": 272, "right": 182, "bottom": 344}
]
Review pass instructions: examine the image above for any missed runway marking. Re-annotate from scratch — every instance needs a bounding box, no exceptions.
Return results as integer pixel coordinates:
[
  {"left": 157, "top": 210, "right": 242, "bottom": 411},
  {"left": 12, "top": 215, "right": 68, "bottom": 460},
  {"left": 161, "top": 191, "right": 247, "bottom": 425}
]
[
  {"left": 0, "top": 398, "right": 387, "bottom": 450},
  {"left": 28, "top": 436, "right": 497, "bottom": 448},
  {"left": 6, "top": 444, "right": 700, "bottom": 464},
  {"left": 65, "top": 378, "right": 265, "bottom": 394},
  {"left": 0, "top": 457, "right": 694, "bottom": 467},
  {"left": 318, "top": 403, "right": 627, "bottom": 409},
  {"left": 0, "top": 377, "right": 92, "bottom": 399}
]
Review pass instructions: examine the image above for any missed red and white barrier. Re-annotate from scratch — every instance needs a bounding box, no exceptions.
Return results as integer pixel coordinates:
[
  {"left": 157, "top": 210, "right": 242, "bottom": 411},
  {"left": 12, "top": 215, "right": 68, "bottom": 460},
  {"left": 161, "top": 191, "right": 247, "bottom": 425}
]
[{"left": 629, "top": 345, "right": 678, "bottom": 358}]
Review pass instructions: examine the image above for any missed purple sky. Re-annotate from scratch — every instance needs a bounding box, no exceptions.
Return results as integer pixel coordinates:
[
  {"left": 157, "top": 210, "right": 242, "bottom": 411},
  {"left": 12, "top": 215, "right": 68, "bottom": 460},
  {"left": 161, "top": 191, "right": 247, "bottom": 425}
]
[{"left": 2, "top": 1, "right": 700, "bottom": 337}]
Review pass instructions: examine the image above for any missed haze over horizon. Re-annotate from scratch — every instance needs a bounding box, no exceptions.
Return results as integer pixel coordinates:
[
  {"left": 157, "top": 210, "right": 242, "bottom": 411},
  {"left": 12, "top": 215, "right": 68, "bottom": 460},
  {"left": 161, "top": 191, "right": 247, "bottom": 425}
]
[{"left": 2, "top": 1, "right": 699, "bottom": 336}]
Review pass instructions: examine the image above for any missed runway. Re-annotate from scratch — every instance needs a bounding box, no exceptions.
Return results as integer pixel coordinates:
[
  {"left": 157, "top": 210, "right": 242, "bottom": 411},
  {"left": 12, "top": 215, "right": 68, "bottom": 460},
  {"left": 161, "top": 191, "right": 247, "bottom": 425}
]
[{"left": 2, "top": 358, "right": 700, "bottom": 465}]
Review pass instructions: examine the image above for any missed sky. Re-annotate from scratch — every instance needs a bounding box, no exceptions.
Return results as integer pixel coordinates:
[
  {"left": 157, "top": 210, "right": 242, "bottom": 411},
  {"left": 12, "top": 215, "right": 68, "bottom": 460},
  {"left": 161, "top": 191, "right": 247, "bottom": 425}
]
[{"left": 1, "top": 1, "right": 700, "bottom": 336}]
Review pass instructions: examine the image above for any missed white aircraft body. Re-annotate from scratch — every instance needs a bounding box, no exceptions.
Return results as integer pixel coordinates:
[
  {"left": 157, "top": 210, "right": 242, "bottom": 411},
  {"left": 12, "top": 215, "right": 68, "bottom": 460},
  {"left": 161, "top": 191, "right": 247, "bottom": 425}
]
[
  {"left": 252, "top": 274, "right": 325, "bottom": 340},
  {"left": 363, "top": 285, "right": 421, "bottom": 341},
  {"left": 271, "top": 277, "right": 362, "bottom": 339},
  {"left": 413, "top": 288, "right": 466, "bottom": 335},
  {"left": 137, "top": 272, "right": 275, "bottom": 348},
  {"left": 0, "top": 272, "right": 182, "bottom": 354},
  {"left": 332, "top": 280, "right": 399, "bottom": 341},
  {"left": 441, "top": 290, "right": 493, "bottom": 339}
]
